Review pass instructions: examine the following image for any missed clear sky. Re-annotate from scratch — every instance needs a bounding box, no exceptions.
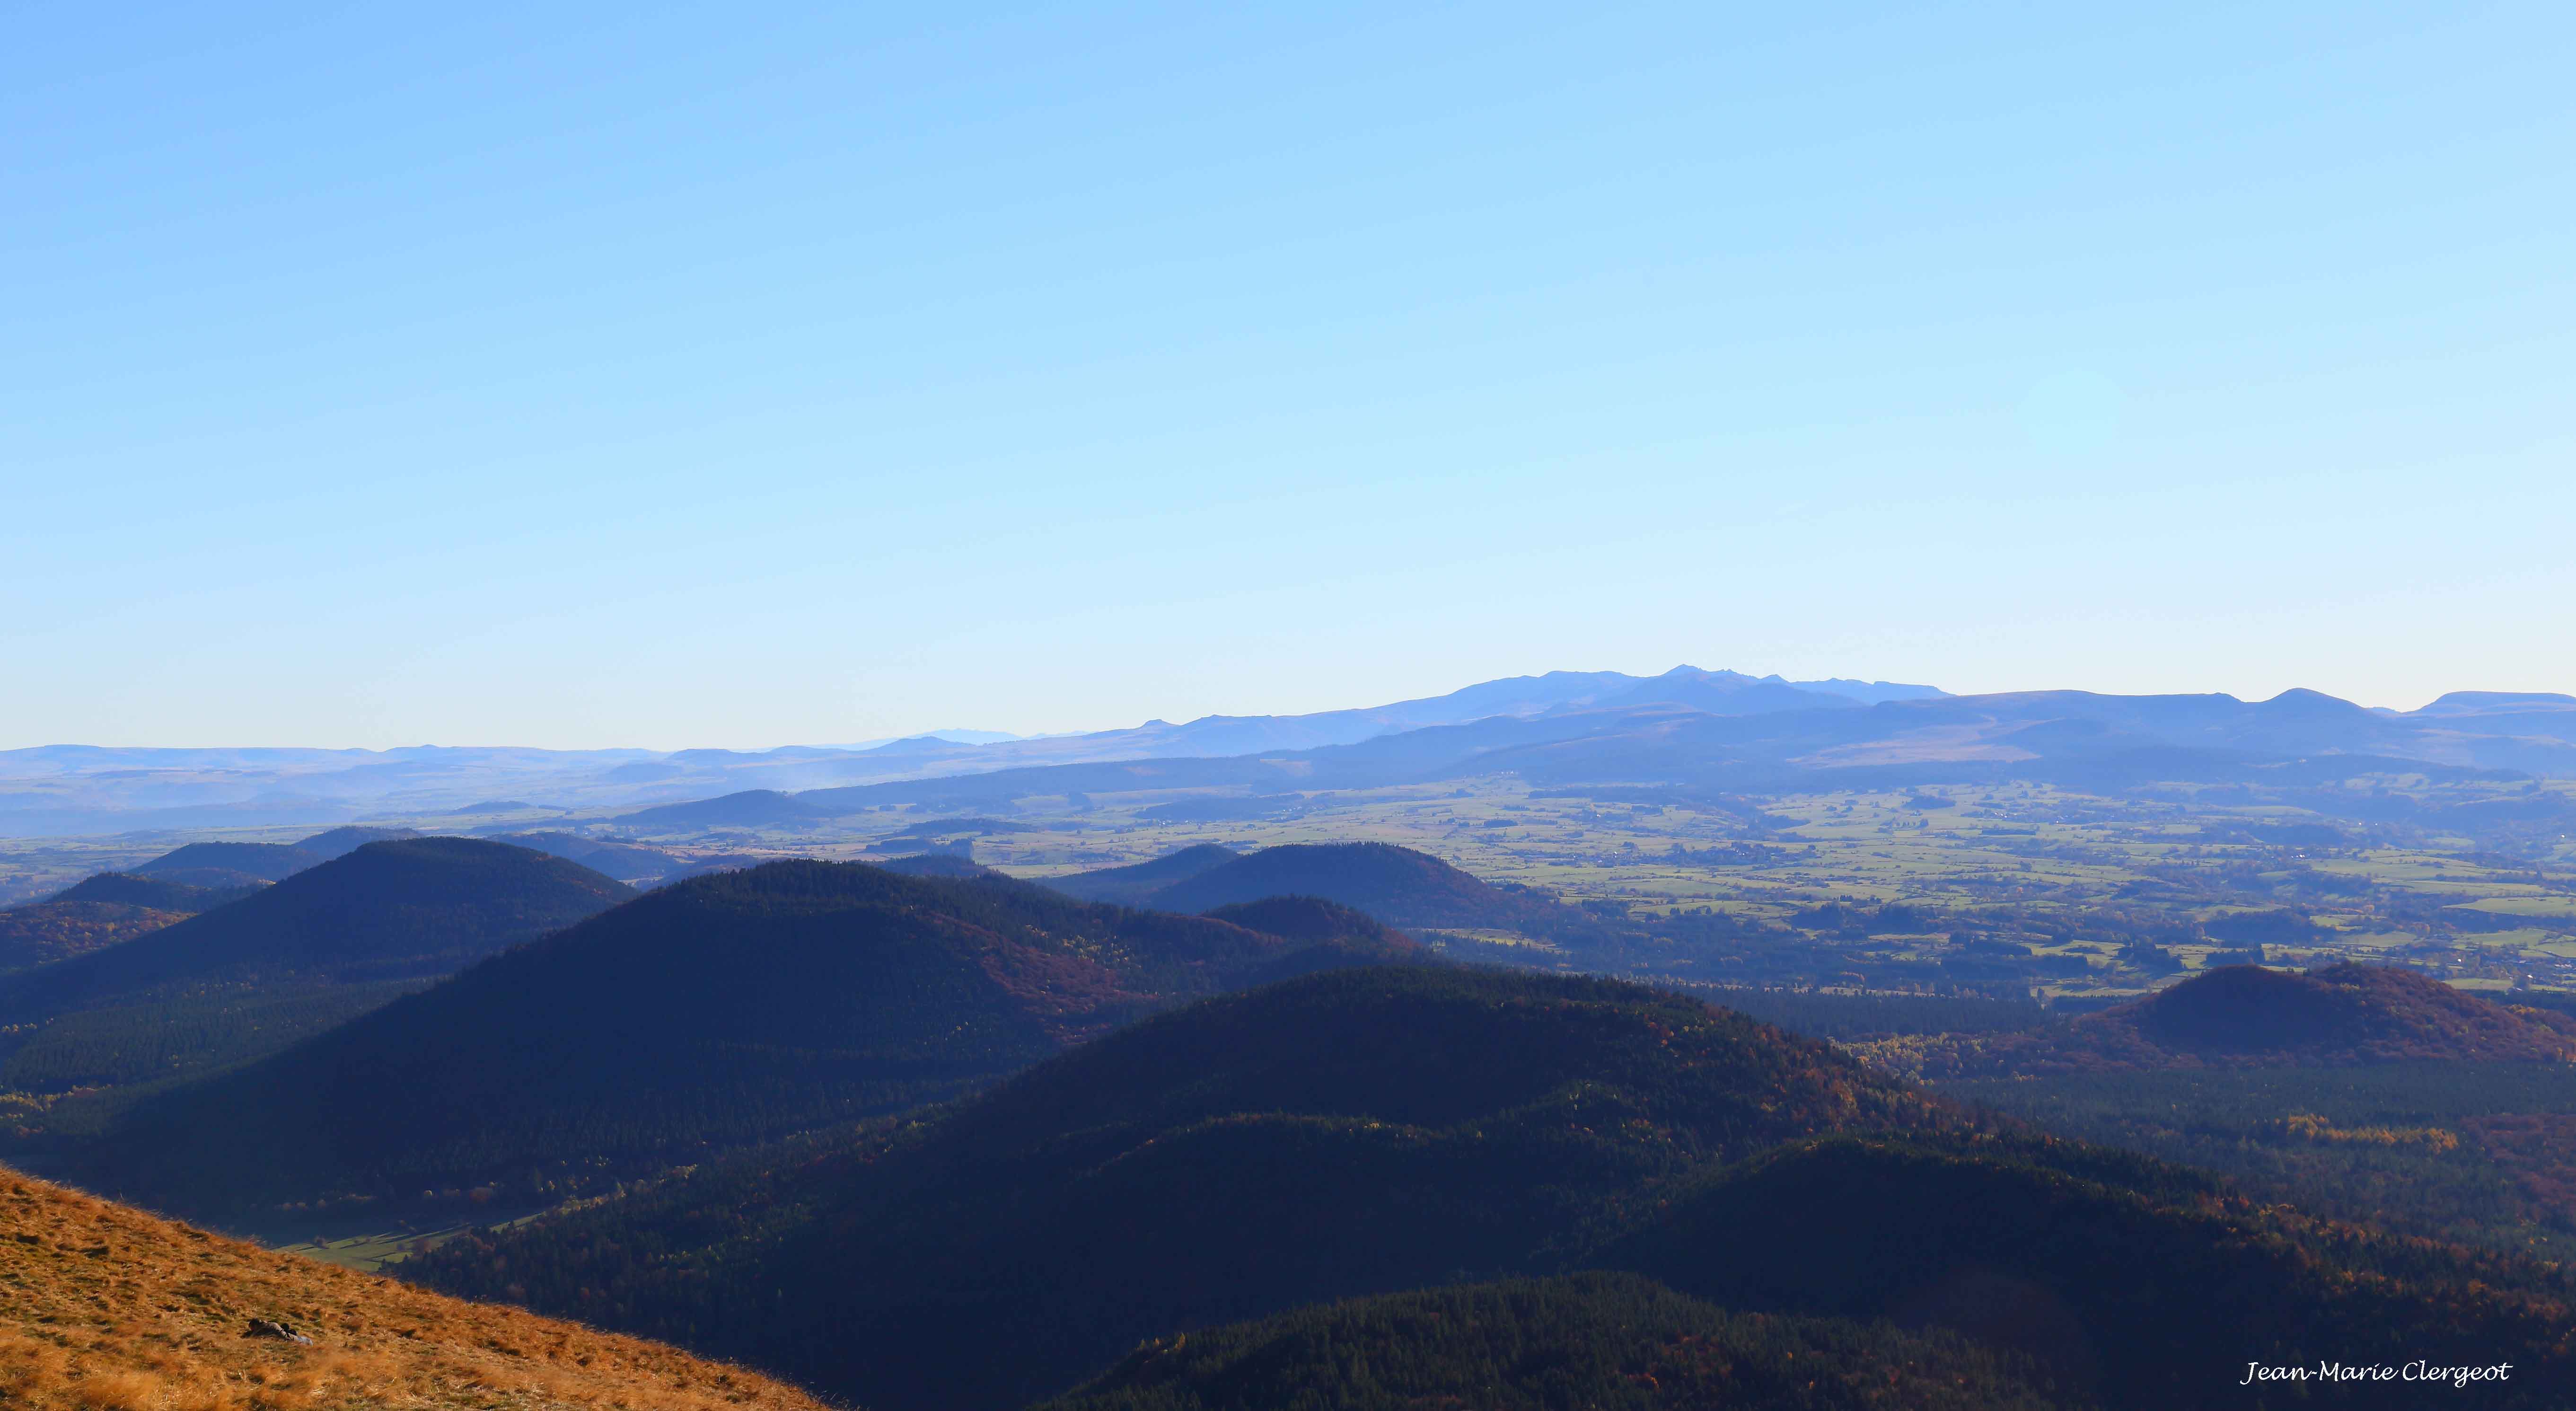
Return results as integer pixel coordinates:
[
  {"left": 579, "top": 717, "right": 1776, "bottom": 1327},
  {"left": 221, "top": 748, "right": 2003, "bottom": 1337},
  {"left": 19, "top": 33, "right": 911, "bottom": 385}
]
[{"left": 4, "top": 3, "right": 2570, "bottom": 748}]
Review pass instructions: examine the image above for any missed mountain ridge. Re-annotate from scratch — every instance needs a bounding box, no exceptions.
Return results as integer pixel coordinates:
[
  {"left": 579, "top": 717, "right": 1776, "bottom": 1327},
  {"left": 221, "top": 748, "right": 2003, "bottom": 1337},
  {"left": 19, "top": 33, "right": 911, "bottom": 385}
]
[{"left": 9, "top": 670, "right": 2575, "bottom": 837}]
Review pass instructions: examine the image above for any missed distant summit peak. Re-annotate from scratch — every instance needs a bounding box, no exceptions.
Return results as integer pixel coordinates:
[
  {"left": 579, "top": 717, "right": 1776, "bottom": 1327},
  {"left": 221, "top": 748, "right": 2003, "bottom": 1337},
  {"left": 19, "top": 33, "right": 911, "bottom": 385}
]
[
  {"left": 1641, "top": 665, "right": 1946, "bottom": 705},
  {"left": 2413, "top": 690, "right": 2576, "bottom": 717}
]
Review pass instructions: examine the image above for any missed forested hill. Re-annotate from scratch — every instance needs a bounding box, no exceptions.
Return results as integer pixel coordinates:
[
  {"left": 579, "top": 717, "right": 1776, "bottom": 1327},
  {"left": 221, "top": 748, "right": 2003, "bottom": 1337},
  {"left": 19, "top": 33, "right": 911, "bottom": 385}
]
[
  {"left": 1603, "top": 1135, "right": 2576, "bottom": 1409},
  {"left": 0, "top": 838, "right": 633, "bottom": 1025},
  {"left": 1894, "top": 962, "right": 2576, "bottom": 1077},
  {"left": 0, "top": 873, "right": 256, "bottom": 972},
  {"left": 1139, "top": 841, "right": 1585, "bottom": 937},
  {"left": 48, "top": 873, "right": 255, "bottom": 912},
  {"left": 1041, "top": 1272, "right": 2070, "bottom": 1411},
  {"left": 75, "top": 860, "right": 1403, "bottom": 1221},
  {"left": 410, "top": 966, "right": 1954, "bottom": 1411},
  {"left": 291, "top": 824, "right": 423, "bottom": 858},
  {"left": 1043, "top": 843, "right": 1239, "bottom": 904},
  {"left": 128, "top": 840, "right": 323, "bottom": 888}
]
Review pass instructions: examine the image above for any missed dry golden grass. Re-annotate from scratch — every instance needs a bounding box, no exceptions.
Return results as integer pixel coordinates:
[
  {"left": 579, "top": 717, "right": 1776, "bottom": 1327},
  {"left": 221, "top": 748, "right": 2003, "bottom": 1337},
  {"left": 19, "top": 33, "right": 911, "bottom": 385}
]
[{"left": 0, "top": 1168, "right": 833, "bottom": 1411}]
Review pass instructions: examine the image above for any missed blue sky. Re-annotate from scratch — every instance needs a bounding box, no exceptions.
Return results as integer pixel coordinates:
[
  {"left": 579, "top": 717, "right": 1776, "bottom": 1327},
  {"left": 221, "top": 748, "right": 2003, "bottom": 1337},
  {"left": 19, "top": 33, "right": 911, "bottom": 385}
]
[{"left": 4, "top": 2, "right": 2569, "bottom": 748}]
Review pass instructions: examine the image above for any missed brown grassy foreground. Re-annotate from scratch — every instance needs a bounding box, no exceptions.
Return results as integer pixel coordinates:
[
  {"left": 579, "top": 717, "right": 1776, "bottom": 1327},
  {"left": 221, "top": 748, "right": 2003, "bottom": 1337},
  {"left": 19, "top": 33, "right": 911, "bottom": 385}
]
[{"left": 0, "top": 1168, "right": 830, "bottom": 1411}]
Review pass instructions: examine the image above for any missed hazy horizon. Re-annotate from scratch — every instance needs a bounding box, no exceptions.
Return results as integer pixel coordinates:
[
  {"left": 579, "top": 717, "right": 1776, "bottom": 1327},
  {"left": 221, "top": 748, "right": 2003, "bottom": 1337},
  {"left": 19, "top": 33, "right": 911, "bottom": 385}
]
[{"left": 0, "top": 664, "right": 2560, "bottom": 755}]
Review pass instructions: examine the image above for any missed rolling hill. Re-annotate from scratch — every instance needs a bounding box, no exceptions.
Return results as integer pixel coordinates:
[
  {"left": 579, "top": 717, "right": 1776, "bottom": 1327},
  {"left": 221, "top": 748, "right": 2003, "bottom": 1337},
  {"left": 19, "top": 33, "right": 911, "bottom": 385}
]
[
  {"left": 0, "top": 873, "right": 260, "bottom": 972},
  {"left": 409, "top": 966, "right": 1954, "bottom": 1410},
  {"left": 49, "top": 872, "right": 257, "bottom": 911},
  {"left": 0, "top": 838, "right": 634, "bottom": 1031},
  {"left": 0, "top": 1167, "right": 825, "bottom": 1411},
  {"left": 292, "top": 824, "right": 425, "bottom": 858},
  {"left": 1141, "top": 841, "right": 1583, "bottom": 938},
  {"left": 1199, "top": 894, "right": 1399, "bottom": 945},
  {"left": 0, "top": 899, "right": 193, "bottom": 973},
  {"left": 1899, "top": 963, "right": 2576, "bottom": 1077},
  {"left": 482, "top": 831, "right": 754, "bottom": 887},
  {"left": 129, "top": 841, "right": 324, "bottom": 889},
  {"left": 1043, "top": 843, "right": 1240, "bottom": 904},
  {"left": 613, "top": 790, "right": 832, "bottom": 829},
  {"left": 74, "top": 861, "right": 1409, "bottom": 1222},
  {"left": 876, "top": 852, "right": 1000, "bottom": 878}
]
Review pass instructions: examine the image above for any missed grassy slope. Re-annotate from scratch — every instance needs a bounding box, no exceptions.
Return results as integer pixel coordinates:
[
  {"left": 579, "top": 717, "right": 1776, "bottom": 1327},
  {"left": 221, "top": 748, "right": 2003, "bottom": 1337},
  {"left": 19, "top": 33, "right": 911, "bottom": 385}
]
[{"left": 0, "top": 1167, "right": 823, "bottom": 1411}]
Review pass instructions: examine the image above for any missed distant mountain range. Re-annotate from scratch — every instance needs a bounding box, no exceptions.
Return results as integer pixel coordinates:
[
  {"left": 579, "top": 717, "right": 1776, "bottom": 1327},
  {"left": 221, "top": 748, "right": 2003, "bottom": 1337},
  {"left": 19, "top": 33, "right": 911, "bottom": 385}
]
[
  {"left": 0, "top": 668, "right": 1941, "bottom": 837},
  {"left": 3, "top": 668, "right": 2572, "bottom": 841}
]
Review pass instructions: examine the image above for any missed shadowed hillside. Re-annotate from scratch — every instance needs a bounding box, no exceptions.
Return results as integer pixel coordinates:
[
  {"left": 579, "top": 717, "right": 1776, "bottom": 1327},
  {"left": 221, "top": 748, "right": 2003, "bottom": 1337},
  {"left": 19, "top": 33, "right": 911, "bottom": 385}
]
[
  {"left": 1600, "top": 1136, "right": 2576, "bottom": 1410},
  {"left": 1043, "top": 844, "right": 1240, "bottom": 904},
  {"left": 0, "top": 839, "right": 635, "bottom": 1029},
  {"left": 76, "top": 861, "right": 1401, "bottom": 1221},
  {"left": 0, "top": 1167, "right": 825, "bottom": 1411},
  {"left": 410, "top": 966, "right": 1953, "bottom": 1411},
  {"left": 1041, "top": 1272, "right": 2071, "bottom": 1411}
]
